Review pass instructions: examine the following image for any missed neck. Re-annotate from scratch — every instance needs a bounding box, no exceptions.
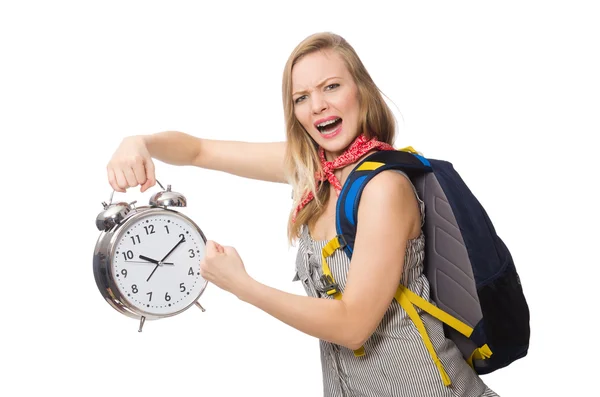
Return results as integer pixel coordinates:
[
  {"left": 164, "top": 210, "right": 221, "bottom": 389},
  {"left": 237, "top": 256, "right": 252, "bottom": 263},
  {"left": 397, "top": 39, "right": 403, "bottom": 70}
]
[
  {"left": 322, "top": 133, "right": 366, "bottom": 162},
  {"left": 323, "top": 143, "right": 350, "bottom": 162},
  {"left": 291, "top": 135, "right": 394, "bottom": 223},
  {"left": 324, "top": 151, "right": 341, "bottom": 162}
]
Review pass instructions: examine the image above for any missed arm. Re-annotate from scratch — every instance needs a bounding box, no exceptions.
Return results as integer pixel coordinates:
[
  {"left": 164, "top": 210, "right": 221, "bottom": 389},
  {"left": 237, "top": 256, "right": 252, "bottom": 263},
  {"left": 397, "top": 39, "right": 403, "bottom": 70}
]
[
  {"left": 145, "top": 131, "right": 287, "bottom": 183},
  {"left": 108, "top": 131, "right": 287, "bottom": 192},
  {"left": 237, "top": 171, "right": 421, "bottom": 349},
  {"left": 191, "top": 137, "right": 287, "bottom": 183}
]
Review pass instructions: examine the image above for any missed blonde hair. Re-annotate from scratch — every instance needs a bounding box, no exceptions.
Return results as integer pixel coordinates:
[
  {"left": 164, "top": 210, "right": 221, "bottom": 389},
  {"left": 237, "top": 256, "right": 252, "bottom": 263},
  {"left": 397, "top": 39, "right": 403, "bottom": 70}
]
[{"left": 282, "top": 32, "right": 396, "bottom": 244}]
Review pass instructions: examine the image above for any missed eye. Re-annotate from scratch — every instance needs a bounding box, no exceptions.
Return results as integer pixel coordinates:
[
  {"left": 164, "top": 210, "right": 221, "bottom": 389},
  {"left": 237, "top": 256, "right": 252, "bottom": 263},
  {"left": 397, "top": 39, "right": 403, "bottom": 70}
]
[
  {"left": 325, "top": 83, "right": 340, "bottom": 90},
  {"left": 294, "top": 95, "right": 307, "bottom": 104}
]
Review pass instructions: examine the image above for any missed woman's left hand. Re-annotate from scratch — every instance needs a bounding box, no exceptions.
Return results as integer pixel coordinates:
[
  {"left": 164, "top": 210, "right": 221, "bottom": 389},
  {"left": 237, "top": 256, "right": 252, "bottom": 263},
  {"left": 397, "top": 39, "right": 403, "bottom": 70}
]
[{"left": 200, "top": 240, "right": 252, "bottom": 297}]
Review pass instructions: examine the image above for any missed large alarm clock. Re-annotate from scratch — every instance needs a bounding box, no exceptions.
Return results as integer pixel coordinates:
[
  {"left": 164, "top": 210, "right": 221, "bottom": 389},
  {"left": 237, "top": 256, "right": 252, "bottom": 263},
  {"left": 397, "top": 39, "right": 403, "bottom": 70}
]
[{"left": 93, "top": 181, "right": 208, "bottom": 332}]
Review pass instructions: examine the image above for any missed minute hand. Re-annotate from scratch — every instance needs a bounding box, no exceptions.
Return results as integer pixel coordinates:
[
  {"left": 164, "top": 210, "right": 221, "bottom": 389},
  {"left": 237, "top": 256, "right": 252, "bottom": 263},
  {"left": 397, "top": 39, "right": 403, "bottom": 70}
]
[
  {"left": 160, "top": 235, "right": 186, "bottom": 262},
  {"left": 137, "top": 256, "right": 174, "bottom": 265}
]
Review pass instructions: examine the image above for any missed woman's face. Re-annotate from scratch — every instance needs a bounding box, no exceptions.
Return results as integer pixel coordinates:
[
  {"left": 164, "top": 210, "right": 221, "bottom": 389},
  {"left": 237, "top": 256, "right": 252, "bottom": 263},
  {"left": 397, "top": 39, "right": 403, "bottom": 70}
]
[{"left": 292, "top": 49, "right": 361, "bottom": 160}]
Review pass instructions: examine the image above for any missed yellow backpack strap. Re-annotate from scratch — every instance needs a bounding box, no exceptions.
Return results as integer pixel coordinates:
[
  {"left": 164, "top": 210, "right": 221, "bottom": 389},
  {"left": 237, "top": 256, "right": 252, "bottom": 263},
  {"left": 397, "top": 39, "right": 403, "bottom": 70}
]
[
  {"left": 320, "top": 237, "right": 343, "bottom": 299},
  {"left": 321, "top": 235, "right": 491, "bottom": 370},
  {"left": 399, "top": 284, "right": 473, "bottom": 338},
  {"left": 320, "top": 236, "right": 365, "bottom": 357},
  {"left": 395, "top": 285, "right": 452, "bottom": 386},
  {"left": 399, "top": 146, "right": 423, "bottom": 156},
  {"left": 397, "top": 285, "right": 494, "bottom": 371},
  {"left": 356, "top": 161, "right": 385, "bottom": 171},
  {"left": 467, "top": 344, "right": 493, "bottom": 369}
]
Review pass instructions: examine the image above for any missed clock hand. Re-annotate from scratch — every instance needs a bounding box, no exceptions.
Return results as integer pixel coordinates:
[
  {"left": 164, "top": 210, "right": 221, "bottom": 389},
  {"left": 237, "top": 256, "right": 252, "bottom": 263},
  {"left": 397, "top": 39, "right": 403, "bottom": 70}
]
[
  {"left": 147, "top": 236, "right": 186, "bottom": 282},
  {"left": 139, "top": 254, "right": 160, "bottom": 264},
  {"left": 127, "top": 259, "right": 174, "bottom": 265},
  {"left": 159, "top": 235, "right": 186, "bottom": 263},
  {"left": 146, "top": 264, "right": 160, "bottom": 282}
]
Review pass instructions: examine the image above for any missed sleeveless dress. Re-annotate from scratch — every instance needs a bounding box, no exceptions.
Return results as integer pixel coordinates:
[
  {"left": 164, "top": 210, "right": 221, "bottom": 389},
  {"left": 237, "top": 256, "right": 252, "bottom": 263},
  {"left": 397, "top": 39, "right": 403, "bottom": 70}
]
[{"left": 293, "top": 171, "right": 500, "bottom": 397}]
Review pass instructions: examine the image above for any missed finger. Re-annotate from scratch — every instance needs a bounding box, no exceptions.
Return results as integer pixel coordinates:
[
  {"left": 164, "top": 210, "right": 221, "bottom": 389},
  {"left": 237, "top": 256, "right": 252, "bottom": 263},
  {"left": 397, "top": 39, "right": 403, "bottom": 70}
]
[
  {"left": 214, "top": 242, "right": 225, "bottom": 254},
  {"left": 223, "top": 246, "right": 238, "bottom": 257},
  {"left": 107, "top": 167, "right": 125, "bottom": 193},
  {"left": 199, "top": 259, "right": 208, "bottom": 277},
  {"left": 141, "top": 159, "right": 156, "bottom": 193},
  {"left": 132, "top": 158, "right": 148, "bottom": 189},
  {"left": 114, "top": 169, "right": 129, "bottom": 192},
  {"left": 123, "top": 166, "right": 138, "bottom": 188},
  {"left": 205, "top": 240, "right": 217, "bottom": 256}
]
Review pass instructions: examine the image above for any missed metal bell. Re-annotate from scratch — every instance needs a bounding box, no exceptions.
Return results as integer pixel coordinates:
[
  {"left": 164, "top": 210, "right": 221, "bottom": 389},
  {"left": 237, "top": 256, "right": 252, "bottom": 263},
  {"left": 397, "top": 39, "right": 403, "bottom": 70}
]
[
  {"left": 96, "top": 201, "right": 132, "bottom": 231},
  {"left": 149, "top": 184, "right": 187, "bottom": 208}
]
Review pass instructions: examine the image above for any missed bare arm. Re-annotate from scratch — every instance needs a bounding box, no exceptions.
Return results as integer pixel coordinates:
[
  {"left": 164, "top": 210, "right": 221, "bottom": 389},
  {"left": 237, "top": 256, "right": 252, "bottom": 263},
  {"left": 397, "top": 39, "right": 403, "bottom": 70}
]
[
  {"left": 108, "top": 131, "right": 287, "bottom": 192},
  {"left": 191, "top": 137, "right": 287, "bottom": 184},
  {"left": 145, "top": 131, "right": 287, "bottom": 183},
  {"left": 236, "top": 171, "right": 420, "bottom": 349}
]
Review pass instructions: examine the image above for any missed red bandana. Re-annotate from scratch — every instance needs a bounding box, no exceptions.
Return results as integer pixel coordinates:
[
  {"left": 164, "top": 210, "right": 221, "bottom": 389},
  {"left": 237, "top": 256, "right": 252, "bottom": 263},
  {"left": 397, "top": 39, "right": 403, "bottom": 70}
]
[{"left": 292, "top": 135, "right": 395, "bottom": 222}]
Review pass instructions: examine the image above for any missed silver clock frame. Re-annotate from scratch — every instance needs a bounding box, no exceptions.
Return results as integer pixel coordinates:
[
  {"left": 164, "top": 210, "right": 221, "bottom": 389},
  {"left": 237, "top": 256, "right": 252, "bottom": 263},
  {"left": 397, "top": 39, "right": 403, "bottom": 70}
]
[{"left": 93, "top": 183, "right": 208, "bottom": 332}]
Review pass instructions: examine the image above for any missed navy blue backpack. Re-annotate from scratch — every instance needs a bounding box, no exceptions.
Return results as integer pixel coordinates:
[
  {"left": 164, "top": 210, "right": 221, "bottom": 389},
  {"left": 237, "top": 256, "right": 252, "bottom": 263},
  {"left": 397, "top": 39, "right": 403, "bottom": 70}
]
[{"left": 318, "top": 147, "right": 530, "bottom": 385}]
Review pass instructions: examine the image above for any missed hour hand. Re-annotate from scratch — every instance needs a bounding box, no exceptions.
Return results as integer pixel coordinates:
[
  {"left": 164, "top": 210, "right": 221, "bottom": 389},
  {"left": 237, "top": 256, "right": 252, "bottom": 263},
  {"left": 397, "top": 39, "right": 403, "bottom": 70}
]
[{"left": 139, "top": 255, "right": 160, "bottom": 265}]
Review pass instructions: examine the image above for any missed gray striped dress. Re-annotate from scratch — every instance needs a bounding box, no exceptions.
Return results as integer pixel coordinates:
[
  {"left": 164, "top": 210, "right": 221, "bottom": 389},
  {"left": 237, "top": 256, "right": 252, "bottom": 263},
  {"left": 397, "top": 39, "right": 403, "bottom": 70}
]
[{"left": 293, "top": 172, "right": 500, "bottom": 397}]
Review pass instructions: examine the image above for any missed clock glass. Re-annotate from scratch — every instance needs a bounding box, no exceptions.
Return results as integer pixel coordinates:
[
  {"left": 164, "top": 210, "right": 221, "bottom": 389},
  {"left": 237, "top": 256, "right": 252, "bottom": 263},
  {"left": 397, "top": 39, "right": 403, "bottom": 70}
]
[{"left": 111, "top": 211, "right": 207, "bottom": 316}]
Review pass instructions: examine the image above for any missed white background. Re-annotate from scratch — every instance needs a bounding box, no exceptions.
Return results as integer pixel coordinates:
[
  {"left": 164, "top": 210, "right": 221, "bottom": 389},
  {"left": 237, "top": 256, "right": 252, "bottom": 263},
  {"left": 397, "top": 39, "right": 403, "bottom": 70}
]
[{"left": 1, "top": 1, "right": 598, "bottom": 395}]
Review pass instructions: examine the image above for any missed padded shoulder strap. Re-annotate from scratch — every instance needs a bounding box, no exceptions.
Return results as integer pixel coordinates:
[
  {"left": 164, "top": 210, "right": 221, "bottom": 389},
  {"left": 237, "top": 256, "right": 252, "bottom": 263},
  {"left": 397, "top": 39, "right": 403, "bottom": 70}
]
[{"left": 335, "top": 150, "right": 432, "bottom": 258}]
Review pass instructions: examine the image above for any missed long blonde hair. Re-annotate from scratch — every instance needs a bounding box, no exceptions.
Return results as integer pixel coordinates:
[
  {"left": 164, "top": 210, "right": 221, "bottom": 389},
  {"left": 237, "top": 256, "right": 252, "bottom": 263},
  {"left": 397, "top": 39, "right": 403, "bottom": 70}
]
[{"left": 282, "top": 32, "right": 397, "bottom": 244}]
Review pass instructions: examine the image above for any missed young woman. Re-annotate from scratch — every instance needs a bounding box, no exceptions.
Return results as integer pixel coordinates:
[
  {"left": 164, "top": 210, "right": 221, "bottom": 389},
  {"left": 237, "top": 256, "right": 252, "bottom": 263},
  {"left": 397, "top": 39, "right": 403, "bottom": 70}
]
[{"left": 107, "top": 32, "right": 499, "bottom": 397}]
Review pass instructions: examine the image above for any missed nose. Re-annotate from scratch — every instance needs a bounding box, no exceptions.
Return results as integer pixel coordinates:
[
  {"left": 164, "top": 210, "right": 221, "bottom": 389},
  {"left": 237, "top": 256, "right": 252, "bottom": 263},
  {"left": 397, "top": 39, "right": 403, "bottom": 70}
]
[{"left": 311, "top": 93, "right": 328, "bottom": 115}]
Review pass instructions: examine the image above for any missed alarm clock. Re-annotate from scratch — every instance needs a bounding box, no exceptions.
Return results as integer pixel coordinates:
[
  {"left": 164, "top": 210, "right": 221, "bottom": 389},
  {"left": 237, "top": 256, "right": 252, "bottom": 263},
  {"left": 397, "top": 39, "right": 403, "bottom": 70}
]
[{"left": 93, "top": 180, "right": 208, "bottom": 332}]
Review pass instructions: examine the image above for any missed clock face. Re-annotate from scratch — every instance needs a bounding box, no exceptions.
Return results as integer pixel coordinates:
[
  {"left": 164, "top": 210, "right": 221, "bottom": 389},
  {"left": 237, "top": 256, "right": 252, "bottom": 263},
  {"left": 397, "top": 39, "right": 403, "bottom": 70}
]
[{"left": 111, "top": 211, "right": 207, "bottom": 316}]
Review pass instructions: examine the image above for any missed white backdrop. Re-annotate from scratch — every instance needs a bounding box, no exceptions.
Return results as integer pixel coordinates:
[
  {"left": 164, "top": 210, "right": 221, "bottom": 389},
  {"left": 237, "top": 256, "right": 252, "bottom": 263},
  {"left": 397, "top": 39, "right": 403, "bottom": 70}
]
[{"left": 1, "top": 1, "right": 598, "bottom": 395}]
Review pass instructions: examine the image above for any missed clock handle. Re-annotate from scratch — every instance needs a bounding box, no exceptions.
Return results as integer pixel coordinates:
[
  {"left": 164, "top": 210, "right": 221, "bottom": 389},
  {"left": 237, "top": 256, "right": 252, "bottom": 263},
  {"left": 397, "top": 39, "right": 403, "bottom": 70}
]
[
  {"left": 106, "top": 179, "right": 165, "bottom": 205},
  {"left": 97, "top": 179, "right": 169, "bottom": 231}
]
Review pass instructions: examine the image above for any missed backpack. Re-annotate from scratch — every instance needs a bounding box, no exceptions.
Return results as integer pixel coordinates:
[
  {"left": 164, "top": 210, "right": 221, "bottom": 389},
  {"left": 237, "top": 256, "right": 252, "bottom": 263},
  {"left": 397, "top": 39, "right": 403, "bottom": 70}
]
[{"left": 318, "top": 147, "right": 530, "bottom": 385}]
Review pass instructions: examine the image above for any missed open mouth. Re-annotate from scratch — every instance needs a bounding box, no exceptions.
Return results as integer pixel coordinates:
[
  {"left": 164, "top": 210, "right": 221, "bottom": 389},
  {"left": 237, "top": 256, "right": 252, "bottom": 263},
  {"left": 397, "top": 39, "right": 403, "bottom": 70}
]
[{"left": 316, "top": 117, "right": 342, "bottom": 134}]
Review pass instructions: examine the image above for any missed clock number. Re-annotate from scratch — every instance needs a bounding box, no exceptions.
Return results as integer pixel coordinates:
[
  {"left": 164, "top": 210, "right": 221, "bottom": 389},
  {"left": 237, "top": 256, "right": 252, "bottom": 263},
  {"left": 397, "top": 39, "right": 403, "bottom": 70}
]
[
  {"left": 179, "top": 233, "right": 186, "bottom": 242},
  {"left": 121, "top": 269, "right": 128, "bottom": 278},
  {"left": 146, "top": 292, "right": 153, "bottom": 301},
  {"left": 189, "top": 249, "right": 195, "bottom": 258},
  {"left": 180, "top": 283, "right": 186, "bottom": 292},
  {"left": 132, "top": 284, "right": 138, "bottom": 294},
  {"left": 164, "top": 225, "right": 170, "bottom": 234},
  {"left": 165, "top": 292, "right": 171, "bottom": 301},
  {"left": 130, "top": 235, "right": 141, "bottom": 245},
  {"left": 144, "top": 225, "right": 155, "bottom": 235},
  {"left": 188, "top": 267, "right": 194, "bottom": 276},
  {"left": 122, "top": 250, "right": 134, "bottom": 260}
]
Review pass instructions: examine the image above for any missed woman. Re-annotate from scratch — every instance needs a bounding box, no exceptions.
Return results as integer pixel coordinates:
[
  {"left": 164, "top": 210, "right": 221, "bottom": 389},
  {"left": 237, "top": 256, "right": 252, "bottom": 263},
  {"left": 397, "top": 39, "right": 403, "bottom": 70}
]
[{"left": 107, "top": 32, "right": 499, "bottom": 397}]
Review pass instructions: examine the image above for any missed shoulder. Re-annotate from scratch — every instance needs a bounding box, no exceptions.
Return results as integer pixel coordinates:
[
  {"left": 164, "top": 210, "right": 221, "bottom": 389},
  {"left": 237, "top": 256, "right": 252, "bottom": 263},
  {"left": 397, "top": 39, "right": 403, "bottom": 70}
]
[
  {"left": 357, "top": 169, "right": 421, "bottom": 234},
  {"left": 360, "top": 169, "right": 417, "bottom": 207}
]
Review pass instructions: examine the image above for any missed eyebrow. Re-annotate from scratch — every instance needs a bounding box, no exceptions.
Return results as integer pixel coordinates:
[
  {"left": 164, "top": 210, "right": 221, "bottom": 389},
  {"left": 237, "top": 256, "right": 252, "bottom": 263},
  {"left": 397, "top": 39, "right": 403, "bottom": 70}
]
[{"left": 292, "top": 76, "right": 341, "bottom": 97}]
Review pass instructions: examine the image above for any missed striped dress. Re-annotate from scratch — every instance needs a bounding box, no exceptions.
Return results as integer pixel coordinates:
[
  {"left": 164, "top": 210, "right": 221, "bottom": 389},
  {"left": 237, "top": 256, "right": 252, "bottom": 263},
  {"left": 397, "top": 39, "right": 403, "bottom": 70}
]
[{"left": 293, "top": 171, "right": 500, "bottom": 397}]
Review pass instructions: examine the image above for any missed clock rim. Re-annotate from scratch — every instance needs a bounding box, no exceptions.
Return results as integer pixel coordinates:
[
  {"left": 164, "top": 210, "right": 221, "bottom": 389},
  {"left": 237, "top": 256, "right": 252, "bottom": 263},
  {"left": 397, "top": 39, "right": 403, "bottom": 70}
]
[{"left": 94, "top": 206, "right": 209, "bottom": 320}]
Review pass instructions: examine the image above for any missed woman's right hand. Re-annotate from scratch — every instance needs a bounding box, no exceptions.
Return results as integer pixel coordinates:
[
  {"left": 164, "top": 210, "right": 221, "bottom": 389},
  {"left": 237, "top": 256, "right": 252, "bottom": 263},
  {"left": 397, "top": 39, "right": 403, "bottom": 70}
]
[{"left": 107, "top": 136, "right": 156, "bottom": 193}]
